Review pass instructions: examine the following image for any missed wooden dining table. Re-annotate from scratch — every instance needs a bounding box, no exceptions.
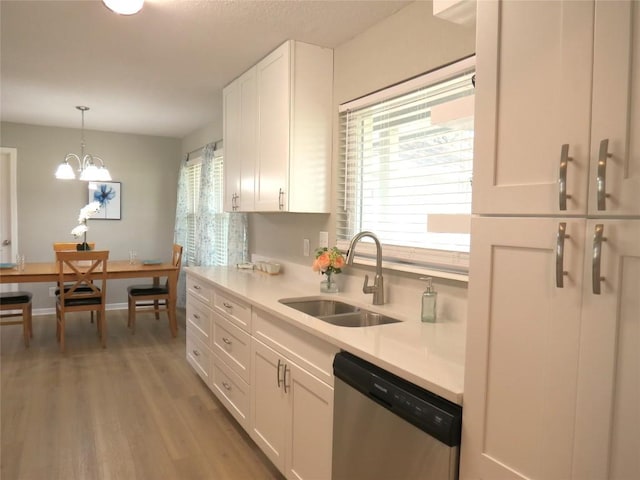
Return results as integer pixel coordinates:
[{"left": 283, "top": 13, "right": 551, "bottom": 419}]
[{"left": 0, "top": 260, "right": 180, "bottom": 337}]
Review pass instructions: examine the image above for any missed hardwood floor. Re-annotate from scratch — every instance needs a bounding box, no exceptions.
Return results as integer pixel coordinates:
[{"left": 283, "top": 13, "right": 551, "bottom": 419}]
[{"left": 0, "top": 309, "right": 284, "bottom": 480}]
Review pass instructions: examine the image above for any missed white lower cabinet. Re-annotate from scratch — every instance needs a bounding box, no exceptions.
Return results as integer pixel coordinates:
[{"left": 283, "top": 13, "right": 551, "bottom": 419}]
[
  {"left": 461, "top": 218, "right": 640, "bottom": 479},
  {"left": 212, "top": 353, "right": 251, "bottom": 430},
  {"left": 185, "top": 274, "right": 337, "bottom": 479},
  {"left": 251, "top": 338, "right": 334, "bottom": 480},
  {"left": 186, "top": 332, "right": 213, "bottom": 387},
  {"left": 186, "top": 292, "right": 214, "bottom": 387}
]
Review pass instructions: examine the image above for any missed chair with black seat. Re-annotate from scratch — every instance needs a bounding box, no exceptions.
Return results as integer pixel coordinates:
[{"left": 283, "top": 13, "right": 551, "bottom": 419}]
[
  {"left": 0, "top": 291, "right": 33, "bottom": 347},
  {"left": 55, "top": 250, "right": 109, "bottom": 352},
  {"left": 53, "top": 242, "right": 97, "bottom": 323},
  {"left": 127, "top": 244, "right": 182, "bottom": 334}
]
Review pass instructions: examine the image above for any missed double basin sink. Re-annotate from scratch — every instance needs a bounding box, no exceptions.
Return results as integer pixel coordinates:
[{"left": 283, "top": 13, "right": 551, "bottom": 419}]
[{"left": 278, "top": 297, "right": 402, "bottom": 328}]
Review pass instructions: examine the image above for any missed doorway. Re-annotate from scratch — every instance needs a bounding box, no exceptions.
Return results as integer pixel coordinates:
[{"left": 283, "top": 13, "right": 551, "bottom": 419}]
[{"left": 1, "top": 147, "right": 18, "bottom": 293}]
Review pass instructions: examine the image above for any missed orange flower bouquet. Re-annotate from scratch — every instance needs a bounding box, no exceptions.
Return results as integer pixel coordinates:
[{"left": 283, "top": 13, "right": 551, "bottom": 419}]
[{"left": 313, "top": 246, "right": 345, "bottom": 293}]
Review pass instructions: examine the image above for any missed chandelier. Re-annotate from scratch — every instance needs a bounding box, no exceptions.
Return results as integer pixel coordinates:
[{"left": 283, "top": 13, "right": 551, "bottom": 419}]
[
  {"left": 103, "top": 0, "right": 144, "bottom": 15},
  {"left": 55, "top": 106, "right": 112, "bottom": 182}
]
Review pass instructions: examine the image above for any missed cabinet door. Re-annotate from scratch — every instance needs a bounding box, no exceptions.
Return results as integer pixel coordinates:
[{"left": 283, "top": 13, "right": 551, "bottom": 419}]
[
  {"left": 572, "top": 220, "right": 640, "bottom": 479},
  {"left": 472, "top": 0, "right": 593, "bottom": 215},
  {"left": 255, "top": 41, "right": 290, "bottom": 211},
  {"left": 239, "top": 68, "right": 257, "bottom": 211},
  {"left": 588, "top": 1, "right": 640, "bottom": 216},
  {"left": 250, "top": 339, "right": 287, "bottom": 473},
  {"left": 223, "top": 79, "right": 241, "bottom": 213},
  {"left": 461, "top": 217, "right": 585, "bottom": 479},
  {"left": 286, "top": 362, "right": 333, "bottom": 480}
]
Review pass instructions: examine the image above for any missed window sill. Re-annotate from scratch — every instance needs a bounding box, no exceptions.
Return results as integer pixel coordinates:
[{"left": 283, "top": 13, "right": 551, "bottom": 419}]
[{"left": 350, "top": 256, "right": 469, "bottom": 283}]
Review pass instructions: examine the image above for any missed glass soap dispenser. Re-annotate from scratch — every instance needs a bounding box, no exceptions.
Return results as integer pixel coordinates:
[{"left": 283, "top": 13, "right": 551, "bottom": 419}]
[{"left": 420, "top": 277, "right": 437, "bottom": 323}]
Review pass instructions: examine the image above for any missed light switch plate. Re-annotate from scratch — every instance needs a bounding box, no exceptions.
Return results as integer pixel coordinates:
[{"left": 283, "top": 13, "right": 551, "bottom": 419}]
[{"left": 319, "top": 231, "right": 329, "bottom": 248}]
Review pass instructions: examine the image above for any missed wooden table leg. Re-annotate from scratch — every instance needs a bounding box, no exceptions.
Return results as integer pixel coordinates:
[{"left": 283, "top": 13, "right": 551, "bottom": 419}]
[{"left": 168, "top": 270, "right": 178, "bottom": 337}]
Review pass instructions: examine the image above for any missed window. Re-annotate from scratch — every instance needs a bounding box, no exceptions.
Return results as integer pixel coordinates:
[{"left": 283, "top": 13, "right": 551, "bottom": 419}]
[
  {"left": 185, "top": 158, "right": 201, "bottom": 266},
  {"left": 337, "top": 56, "right": 475, "bottom": 279},
  {"left": 184, "top": 148, "right": 227, "bottom": 266}
]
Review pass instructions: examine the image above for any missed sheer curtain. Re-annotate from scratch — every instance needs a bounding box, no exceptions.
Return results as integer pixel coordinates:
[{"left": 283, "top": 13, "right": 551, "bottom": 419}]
[{"left": 174, "top": 142, "right": 248, "bottom": 308}]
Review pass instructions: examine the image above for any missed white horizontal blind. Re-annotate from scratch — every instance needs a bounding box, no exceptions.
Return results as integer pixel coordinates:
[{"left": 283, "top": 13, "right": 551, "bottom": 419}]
[
  {"left": 211, "top": 148, "right": 228, "bottom": 266},
  {"left": 185, "top": 158, "right": 202, "bottom": 267},
  {"left": 337, "top": 57, "right": 474, "bottom": 275}
]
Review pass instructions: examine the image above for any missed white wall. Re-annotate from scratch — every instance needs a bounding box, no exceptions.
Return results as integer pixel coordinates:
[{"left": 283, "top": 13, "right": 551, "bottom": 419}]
[
  {"left": 181, "top": 120, "right": 221, "bottom": 156},
  {"left": 0, "top": 121, "right": 181, "bottom": 309}
]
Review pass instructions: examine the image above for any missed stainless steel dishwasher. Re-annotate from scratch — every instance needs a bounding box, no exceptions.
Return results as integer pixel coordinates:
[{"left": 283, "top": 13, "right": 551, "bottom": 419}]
[{"left": 332, "top": 352, "right": 462, "bottom": 480}]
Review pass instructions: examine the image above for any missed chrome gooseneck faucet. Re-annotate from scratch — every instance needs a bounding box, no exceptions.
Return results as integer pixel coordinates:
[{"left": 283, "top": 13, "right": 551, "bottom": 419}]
[{"left": 346, "top": 231, "right": 384, "bottom": 305}]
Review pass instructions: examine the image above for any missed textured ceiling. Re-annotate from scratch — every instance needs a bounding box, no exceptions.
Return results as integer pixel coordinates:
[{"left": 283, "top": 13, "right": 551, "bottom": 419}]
[{"left": 0, "top": 0, "right": 411, "bottom": 138}]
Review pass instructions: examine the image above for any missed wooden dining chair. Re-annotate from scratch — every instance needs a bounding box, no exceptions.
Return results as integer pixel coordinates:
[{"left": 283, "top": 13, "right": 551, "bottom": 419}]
[
  {"left": 52, "top": 242, "right": 96, "bottom": 252},
  {"left": 0, "top": 291, "right": 33, "bottom": 347},
  {"left": 127, "top": 244, "right": 183, "bottom": 334},
  {"left": 55, "top": 250, "right": 109, "bottom": 352},
  {"left": 53, "top": 242, "right": 97, "bottom": 323}
]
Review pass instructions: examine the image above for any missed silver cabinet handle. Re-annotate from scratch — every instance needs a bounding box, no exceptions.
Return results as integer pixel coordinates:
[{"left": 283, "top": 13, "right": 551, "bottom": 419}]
[
  {"left": 193, "top": 313, "right": 200, "bottom": 320},
  {"left": 193, "top": 285, "right": 201, "bottom": 290},
  {"left": 192, "top": 349, "right": 200, "bottom": 357},
  {"left": 283, "top": 364, "right": 290, "bottom": 394},
  {"left": 597, "top": 139, "right": 612, "bottom": 211},
  {"left": 222, "top": 337, "right": 232, "bottom": 345},
  {"left": 222, "top": 381, "right": 232, "bottom": 391},
  {"left": 232, "top": 193, "right": 239, "bottom": 211},
  {"left": 558, "top": 144, "right": 573, "bottom": 210},
  {"left": 222, "top": 302, "right": 232, "bottom": 309},
  {"left": 556, "top": 222, "right": 570, "bottom": 288},
  {"left": 592, "top": 224, "right": 606, "bottom": 295},
  {"left": 276, "top": 359, "right": 283, "bottom": 388},
  {"left": 278, "top": 188, "right": 285, "bottom": 211}
]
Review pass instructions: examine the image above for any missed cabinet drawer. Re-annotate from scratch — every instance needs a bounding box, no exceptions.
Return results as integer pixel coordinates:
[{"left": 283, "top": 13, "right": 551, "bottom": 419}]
[
  {"left": 252, "top": 309, "right": 339, "bottom": 386},
  {"left": 213, "top": 311, "right": 251, "bottom": 383},
  {"left": 186, "top": 296, "right": 213, "bottom": 346},
  {"left": 212, "top": 354, "right": 250, "bottom": 430},
  {"left": 186, "top": 334, "right": 212, "bottom": 387},
  {"left": 214, "top": 289, "right": 251, "bottom": 332},
  {"left": 187, "top": 276, "right": 213, "bottom": 306}
]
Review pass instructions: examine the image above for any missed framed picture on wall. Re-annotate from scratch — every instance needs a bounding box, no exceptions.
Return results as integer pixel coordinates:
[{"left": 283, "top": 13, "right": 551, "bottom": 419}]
[{"left": 88, "top": 181, "right": 121, "bottom": 220}]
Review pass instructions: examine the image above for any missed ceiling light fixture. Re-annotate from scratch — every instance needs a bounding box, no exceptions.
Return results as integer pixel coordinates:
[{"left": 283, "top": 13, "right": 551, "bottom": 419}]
[
  {"left": 55, "top": 106, "right": 112, "bottom": 182},
  {"left": 103, "top": 0, "right": 144, "bottom": 16}
]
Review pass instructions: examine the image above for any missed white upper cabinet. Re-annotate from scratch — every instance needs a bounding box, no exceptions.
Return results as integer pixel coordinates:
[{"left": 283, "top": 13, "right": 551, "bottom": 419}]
[
  {"left": 588, "top": 1, "right": 640, "bottom": 216},
  {"left": 473, "top": 0, "right": 640, "bottom": 216},
  {"left": 223, "top": 68, "right": 257, "bottom": 212},
  {"left": 224, "top": 40, "right": 333, "bottom": 213}
]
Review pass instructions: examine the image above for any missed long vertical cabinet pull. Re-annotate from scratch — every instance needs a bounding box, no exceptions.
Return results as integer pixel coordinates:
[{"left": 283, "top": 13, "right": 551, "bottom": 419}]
[
  {"left": 597, "top": 139, "right": 612, "bottom": 211},
  {"left": 558, "top": 144, "right": 573, "bottom": 210},
  {"left": 556, "top": 222, "right": 570, "bottom": 287},
  {"left": 283, "top": 365, "right": 290, "bottom": 393},
  {"left": 276, "top": 359, "right": 283, "bottom": 388},
  {"left": 278, "top": 188, "right": 285, "bottom": 211},
  {"left": 592, "top": 224, "right": 606, "bottom": 294}
]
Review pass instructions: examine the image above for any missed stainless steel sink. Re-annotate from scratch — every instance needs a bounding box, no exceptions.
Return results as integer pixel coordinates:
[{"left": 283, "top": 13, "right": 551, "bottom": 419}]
[
  {"left": 279, "top": 298, "right": 360, "bottom": 317},
  {"left": 317, "top": 311, "right": 401, "bottom": 327},
  {"left": 279, "top": 297, "right": 402, "bottom": 327}
]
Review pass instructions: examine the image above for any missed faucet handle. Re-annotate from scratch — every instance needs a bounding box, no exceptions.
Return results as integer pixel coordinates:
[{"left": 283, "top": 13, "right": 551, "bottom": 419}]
[{"left": 362, "top": 274, "right": 374, "bottom": 294}]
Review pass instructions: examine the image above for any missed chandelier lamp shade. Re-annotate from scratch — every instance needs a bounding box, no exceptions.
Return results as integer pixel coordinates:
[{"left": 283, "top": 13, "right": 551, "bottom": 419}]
[
  {"left": 55, "top": 106, "right": 112, "bottom": 182},
  {"left": 103, "top": 0, "right": 144, "bottom": 15}
]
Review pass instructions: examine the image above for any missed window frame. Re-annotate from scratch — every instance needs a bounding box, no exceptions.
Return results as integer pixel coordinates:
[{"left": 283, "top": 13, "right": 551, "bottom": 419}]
[{"left": 337, "top": 55, "right": 475, "bottom": 282}]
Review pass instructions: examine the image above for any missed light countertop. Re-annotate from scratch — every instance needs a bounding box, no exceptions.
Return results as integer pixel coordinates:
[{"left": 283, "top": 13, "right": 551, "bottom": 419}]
[{"left": 185, "top": 265, "right": 466, "bottom": 405}]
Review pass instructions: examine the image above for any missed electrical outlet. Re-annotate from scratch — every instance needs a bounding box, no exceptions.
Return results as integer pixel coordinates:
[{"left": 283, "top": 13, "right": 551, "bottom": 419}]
[
  {"left": 49, "top": 286, "right": 57, "bottom": 297},
  {"left": 303, "top": 239, "right": 310, "bottom": 257},
  {"left": 319, "top": 231, "right": 329, "bottom": 248}
]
